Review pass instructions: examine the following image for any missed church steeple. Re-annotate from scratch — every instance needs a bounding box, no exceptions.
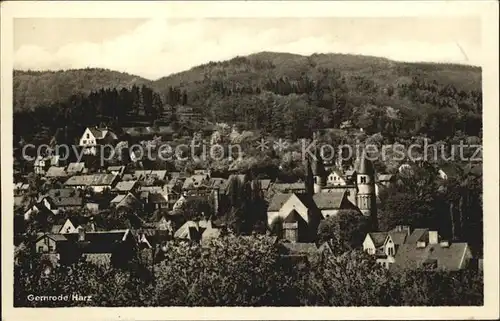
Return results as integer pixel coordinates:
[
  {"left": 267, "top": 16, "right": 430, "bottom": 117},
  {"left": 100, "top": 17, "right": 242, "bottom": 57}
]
[
  {"left": 355, "top": 150, "right": 377, "bottom": 229},
  {"left": 305, "top": 157, "right": 314, "bottom": 197},
  {"left": 310, "top": 145, "right": 327, "bottom": 193}
]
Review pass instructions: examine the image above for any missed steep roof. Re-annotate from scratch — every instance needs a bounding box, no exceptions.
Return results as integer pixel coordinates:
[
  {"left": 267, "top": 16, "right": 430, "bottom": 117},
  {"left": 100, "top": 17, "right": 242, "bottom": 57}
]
[
  {"left": 258, "top": 179, "right": 272, "bottom": 190},
  {"left": 405, "top": 228, "right": 429, "bottom": 244},
  {"left": 312, "top": 190, "right": 346, "bottom": 210},
  {"left": 267, "top": 193, "right": 292, "bottom": 212},
  {"left": 388, "top": 231, "right": 408, "bottom": 245},
  {"left": 64, "top": 229, "right": 131, "bottom": 253},
  {"left": 174, "top": 221, "right": 201, "bottom": 240},
  {"left": 149, "top": 193, "right": 168, "bottom": 204},
  {"left": 368, "top": 232, "right": 389, "bottom": 247},
  {"left": 66, "top": 162, "right": 85, "bottom": 173},
  {"left": 280, "top": 242, "right": 318, "bottom": 255},
  {"left": 114, "top": 180, "right": 137, "bottom": 192},
  {"left": 283, "top": 209, "right": 306, "bottom": 223},
  {"left": 391, "top": 242, "right": 470, "bottom": 271},
  {"left": 356, "top": 154, "right": 375, "bottom": 175},
  {"left": 64, "top": 174, "right": 117, "bottom": 186},
  {"left": 272, "top": 182, "right": 306, "bottom": 192},
  {"left": 46, "top": 166, "right": 67, "bottom": 177}
]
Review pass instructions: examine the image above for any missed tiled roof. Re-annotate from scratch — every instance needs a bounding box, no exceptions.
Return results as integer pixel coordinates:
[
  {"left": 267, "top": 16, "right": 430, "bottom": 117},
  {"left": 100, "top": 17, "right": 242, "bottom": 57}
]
[
  {"left": 312, "top": 190, "right": 346, "bottom": 210},
  {"left": 280, "top": 242, "right": 319, "bottom": 255},
  {"left": 377, "top": 174, "right": 394, "bottom": 182},
  {"left": 368, "top": 232, "right": 389, "bottom": 247},
  {"left": 149, "top": 193, "right": 167, "bottom": 204},
  {"left": 405, "top": 228, "right": 429, "bottom": 244},
  {"left": 391, "top": 242, "right": 470, "bottom": 271},
  {"left": 64, "top": 174, "right": 117, "bottom": 186},
  {"left": 273, "top": 182, "right": 306, "bottom": 192},
  {"left": 174, "top": 221, "right": 200, "bottom": 240},
  {"left": 114, "top": 180, "right": 137, "bottom": 192},
  {"left": 51, "top": 196, "right": 83, "bottom": 207},
  {"left": 64, "top": 230, "right": 130, "bottom": 253},
  {"left": 284, "top": 209, "right": 306, "bottom": 223},
  {"left": 46, "top": 166, "right": 67, "bottom": 177},
  {"left": 111, "top": 194, "right": 126, "bottom": 203},
  {"left": 66, "top": 162, "right": 85, "bottom": 173},
  {"left": 267, "top": 193, "right": 292, "bottom": 212},
  {"left": 51, "top": 225, "right": 63, "bottom": 234},
  {"left": 258, "top": 179, "right": 272, "bottom": 190},
  {"left": 388, "top": 231, "right": 408, "bottom": 245}
]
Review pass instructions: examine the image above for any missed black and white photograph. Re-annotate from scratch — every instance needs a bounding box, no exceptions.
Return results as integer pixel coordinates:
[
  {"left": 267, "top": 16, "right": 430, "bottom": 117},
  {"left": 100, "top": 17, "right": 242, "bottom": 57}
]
[{"left": 1, "top": 1, "right": 498, "bottom": 319}]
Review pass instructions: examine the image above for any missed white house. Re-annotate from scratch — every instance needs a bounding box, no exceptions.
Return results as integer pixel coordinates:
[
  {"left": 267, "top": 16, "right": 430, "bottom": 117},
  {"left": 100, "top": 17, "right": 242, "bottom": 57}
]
[
  {"left": 79, "top": 127, "right": 118, "bottom": 155},
  {"left": 327, "top": 170, "right": 347, "bottom": 186}
]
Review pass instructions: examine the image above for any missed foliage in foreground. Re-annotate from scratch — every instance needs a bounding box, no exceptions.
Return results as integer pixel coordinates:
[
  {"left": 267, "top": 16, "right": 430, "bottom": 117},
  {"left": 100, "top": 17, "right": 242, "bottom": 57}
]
[{"left": 14, "top": 235, "right": 483, "bottom": 307}]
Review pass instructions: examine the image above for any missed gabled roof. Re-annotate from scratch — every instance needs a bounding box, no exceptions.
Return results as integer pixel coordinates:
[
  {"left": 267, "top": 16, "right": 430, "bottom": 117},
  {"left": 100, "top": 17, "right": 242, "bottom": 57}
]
[
  {"left": 377, "top": 174, "right": 394, "bottom": 182},
  {"left": 267, "top": 193, "right": 293, "bottom": 212},
  {"left": 355, "top": 154, "right": 375, "bottom": 175},
  {"left": 312, "top": 190, "right": 347, "bottom": 210},
  {"left": 391, "top": 242, "right": 470, "bottom": 271},
  {"left": 368, "top": 232, "right": 389, "bottom": 247},
  {"left": 388, "top": 231, "right": 408, "bottom": 245},
  {"left": 149, "top": 193, "right": 167, "bottom": 204},
  {"left": 46, "top": 166, "right": 67, "bottom": 177},
  {"left": 114, "top": 180, "right": 137, "bottom": 192},
  {"left": 258, "top": 179, "right": 272, "bottom": 190},
  {"left": 37, "top": 233, "right": 68, "bottom": 242},
  {"left": 51, "top": 225, "right": 63, "bottom": 234},
  {"left": 64, "top": 174, "right": 117, "bottom": 186},
  {"left": 272, "top": 182, "right": 305, "bottom": 192},
  {"left": 284, "top": 209, "right": 306, "bottom": 223},
  {"left": 50, "top": 196, "right": 83, "bottom": 207},
  {"left": 63, "top": 229, "right": 131, "bottom": 253},
  {"left": 174, "top": 221, "right": 201, "bottom": 240},
  {"left": 405, "top": 228, "right": 429, "bottom": 244},
  {"left": 66, "top": 162, "right": 85, "bottom": 173},
  {"left": 112, "top": 193, "right": 141, "bottom": 208},
  {"left": 280, "top": 242, "right": 318, "bottom": 255},
  {"left": 88, "top": 127, "right": 117, "bottom": 140}
]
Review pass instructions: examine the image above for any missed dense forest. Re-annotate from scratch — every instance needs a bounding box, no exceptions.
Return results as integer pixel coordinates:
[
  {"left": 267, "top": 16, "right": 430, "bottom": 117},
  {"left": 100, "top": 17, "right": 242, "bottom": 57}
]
[{"left": 13, "top": 52, "right": 482, "bottom": 146}]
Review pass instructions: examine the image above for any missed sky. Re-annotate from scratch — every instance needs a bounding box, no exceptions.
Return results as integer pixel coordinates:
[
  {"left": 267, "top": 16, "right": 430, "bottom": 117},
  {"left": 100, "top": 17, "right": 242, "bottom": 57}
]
[{"left": 13, "top": 17, "right": 481, "bottom": 80}]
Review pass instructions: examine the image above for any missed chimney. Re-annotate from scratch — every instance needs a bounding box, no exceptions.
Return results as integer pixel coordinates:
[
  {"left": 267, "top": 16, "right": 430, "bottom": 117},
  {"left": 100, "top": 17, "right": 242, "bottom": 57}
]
[
  {"left": 440, "top": 240, "right": 450, "bottom": 248},
  {"left": 428, "top": 231, "right": 438, "bottom": 245}
]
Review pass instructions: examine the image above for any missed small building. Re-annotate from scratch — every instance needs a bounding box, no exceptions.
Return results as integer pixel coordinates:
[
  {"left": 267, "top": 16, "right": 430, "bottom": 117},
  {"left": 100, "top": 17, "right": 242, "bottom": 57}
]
[
  {"left": 79, "top": 127, "right": 119, "bottom": 155},
  {"left": 35, "top": 233, "right": 68, "bottom": 253}
]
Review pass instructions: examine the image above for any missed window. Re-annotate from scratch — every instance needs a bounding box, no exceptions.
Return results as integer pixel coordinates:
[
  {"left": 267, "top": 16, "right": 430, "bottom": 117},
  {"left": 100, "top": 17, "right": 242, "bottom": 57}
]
[
  {"left": 82, "top": 139, "right": 87, "bottom": 144},
  {"left": 48, "top": 246, "right": 54, "bottom": 252},
  {"left": 360, "top": 176, "right": 367, "bottom": 184},
  {"left": 38, "top": 246, "right": 44, "bottom": 253},
  {"left": 86, "top": 133, "right": 90, "bottom": 139},
  {"left": 387, "top": 247, "right": 394, "bottom": 256}
]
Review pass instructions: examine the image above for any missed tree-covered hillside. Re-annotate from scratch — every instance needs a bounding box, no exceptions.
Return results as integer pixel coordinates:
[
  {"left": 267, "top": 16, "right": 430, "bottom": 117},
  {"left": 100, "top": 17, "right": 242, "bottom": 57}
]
[
  {"left": 13, "top": 52, "right": 482, "bottom": 143},
  {"left": 13, "top": 68, "right": 150, "bottom": 111}
]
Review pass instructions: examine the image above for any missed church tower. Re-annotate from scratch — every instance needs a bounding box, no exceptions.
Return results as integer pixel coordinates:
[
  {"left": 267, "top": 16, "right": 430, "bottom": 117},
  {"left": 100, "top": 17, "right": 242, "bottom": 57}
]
[
  {"left": 356, "top": 153, "right": 377, "bottom": 228},
  {"left": 311, "top": 147, "right": 327, "bottom": 194}
]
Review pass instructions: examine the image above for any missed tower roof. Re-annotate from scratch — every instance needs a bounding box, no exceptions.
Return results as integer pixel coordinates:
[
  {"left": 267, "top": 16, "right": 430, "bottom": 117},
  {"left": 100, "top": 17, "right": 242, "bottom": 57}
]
[{"left": 356, "top": 153, "right": 375, "bottom": 175}]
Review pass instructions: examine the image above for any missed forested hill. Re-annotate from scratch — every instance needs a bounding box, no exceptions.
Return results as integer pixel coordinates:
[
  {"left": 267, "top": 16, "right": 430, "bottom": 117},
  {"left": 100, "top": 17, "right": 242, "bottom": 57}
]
[
  {"left": 13, "top": 52, "right": 482, "bottom": 143},
  {"left": 13, "top": 68, "right": 150, "bottom": 111},
  {"left": 151, "top": 51, "right": 481, "bottom": 96}
]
